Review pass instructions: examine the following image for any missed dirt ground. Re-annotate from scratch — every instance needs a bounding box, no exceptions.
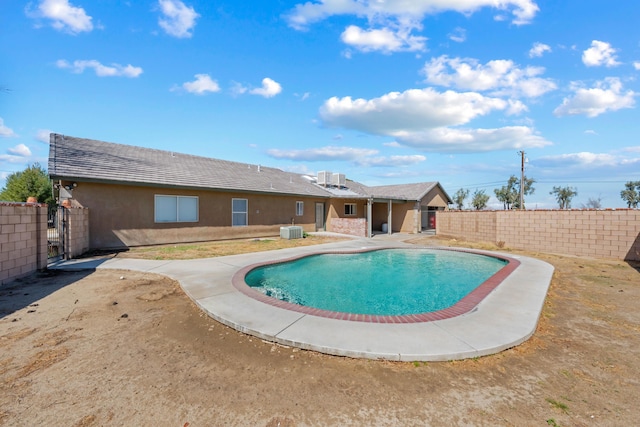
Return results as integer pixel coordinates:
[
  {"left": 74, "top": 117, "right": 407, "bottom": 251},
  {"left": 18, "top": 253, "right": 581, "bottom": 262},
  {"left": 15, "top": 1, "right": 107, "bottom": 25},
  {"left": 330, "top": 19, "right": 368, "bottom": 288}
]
[{"left": 1, "top": 238, "right": 639, "bottom": 426}]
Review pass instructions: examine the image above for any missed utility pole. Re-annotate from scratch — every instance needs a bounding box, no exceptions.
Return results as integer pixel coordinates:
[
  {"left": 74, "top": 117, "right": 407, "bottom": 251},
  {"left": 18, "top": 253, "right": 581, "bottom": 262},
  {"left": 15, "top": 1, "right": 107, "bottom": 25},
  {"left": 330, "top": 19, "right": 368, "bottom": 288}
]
[{"left": 518, "top": 150, "right": 525, "bottom": 210}]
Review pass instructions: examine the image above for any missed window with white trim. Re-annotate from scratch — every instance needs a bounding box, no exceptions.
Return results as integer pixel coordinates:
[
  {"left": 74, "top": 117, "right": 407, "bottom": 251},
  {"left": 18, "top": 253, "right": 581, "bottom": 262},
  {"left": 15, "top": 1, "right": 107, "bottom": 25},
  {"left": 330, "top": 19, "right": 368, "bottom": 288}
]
[
  {"left": 155, "top": 195, "right": 198, "bottom": 223},
  {"left": 344, "top": 203, "right": 356, "bottom": 216},
  {"left": 232, "top": 198, "right": 248, "bottom": 226},
  {"left": 296, "top": 201, "right": 304, "bottom": 216}
]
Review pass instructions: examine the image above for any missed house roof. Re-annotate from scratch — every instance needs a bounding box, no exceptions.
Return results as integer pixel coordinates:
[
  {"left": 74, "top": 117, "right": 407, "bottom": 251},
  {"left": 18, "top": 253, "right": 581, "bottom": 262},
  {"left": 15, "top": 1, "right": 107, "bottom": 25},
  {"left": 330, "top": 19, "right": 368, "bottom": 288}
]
[
  {"left": 368, "top": 182, "right": 452, "bottom": 203},
  {"left": 48, "top": 133, "right": 451, "bottom": 204},
  {"left": 48, "top": 134, "right": 331, "bottom": 198}
]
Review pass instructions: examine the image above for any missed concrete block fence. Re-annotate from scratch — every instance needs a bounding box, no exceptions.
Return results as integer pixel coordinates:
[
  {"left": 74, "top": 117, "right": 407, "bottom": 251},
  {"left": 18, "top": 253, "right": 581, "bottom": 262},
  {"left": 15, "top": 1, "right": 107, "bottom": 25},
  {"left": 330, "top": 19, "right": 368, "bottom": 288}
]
[
  {"left": 1, "top": 203, "right": 48, "bottom": 285},
  {"left": 437, "top": 209, "right": 640, "bottom": 261},
  {"left": 1, "top": 204, "right": 90, "bottom": 285}
]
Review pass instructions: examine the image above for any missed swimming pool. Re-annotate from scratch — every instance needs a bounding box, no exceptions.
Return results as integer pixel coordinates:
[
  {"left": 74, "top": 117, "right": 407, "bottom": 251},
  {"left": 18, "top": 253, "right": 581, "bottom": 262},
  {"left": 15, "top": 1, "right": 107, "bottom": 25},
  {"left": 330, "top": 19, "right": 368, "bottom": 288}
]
[{"left": 239, "top": 248, "right": 519, "bottom": 322}]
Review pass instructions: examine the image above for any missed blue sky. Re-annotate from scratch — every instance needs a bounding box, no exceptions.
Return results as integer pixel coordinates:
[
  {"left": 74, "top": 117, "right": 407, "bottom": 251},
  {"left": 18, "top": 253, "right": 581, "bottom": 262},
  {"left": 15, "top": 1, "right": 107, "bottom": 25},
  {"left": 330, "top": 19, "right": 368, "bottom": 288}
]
[{"left": 2, "top": 0, "right": 639, "bottom": 208}]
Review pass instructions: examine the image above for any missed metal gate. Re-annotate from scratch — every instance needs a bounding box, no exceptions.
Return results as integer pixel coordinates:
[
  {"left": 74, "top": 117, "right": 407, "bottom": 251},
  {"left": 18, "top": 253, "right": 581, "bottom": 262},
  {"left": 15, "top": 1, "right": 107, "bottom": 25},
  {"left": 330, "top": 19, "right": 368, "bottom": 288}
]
[{"left": 47, "top": 206, "right": 67, "bottom": 260}]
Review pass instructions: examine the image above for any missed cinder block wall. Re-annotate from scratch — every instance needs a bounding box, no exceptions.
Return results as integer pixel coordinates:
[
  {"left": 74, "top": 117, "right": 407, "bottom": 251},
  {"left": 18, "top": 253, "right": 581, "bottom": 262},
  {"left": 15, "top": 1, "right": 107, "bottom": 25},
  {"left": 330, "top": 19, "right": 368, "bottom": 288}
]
[
  {"left": 67, "top": 207, "right": 90, "bottom": 258},
  {"left": 435, "top": 211, "right": 497, "bottom": 243},
  {"left": 330, "top": 218, "right": 367, "bottom": 237},
  {"left": 1, "top": 203, "right": 48, "bottom": 285},
  {"left": 437, "top": 210, "right": 640, "bottom": 261}
]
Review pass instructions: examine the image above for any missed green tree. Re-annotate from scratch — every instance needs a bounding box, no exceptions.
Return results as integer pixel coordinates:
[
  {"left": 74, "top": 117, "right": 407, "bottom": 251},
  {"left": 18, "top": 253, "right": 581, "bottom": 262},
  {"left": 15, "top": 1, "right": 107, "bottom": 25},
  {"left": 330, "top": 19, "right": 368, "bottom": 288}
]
[
  {"left": 0, "top": 163, "right": 54, "bottom": 206},
  {"left": 452, "top": 188, "right": 469, "bottom": 210},
  {"left": 471, "top": 189, "right": 490, "bottom": 210},
  {"left": 494, "top": 175, "right": 535, "bottom": 210},
  {"left": 550, "top": 186, "right": 578, "bottom": 209},
  {"left": 620, "top": 181, "right": 640, "bottom": 208}
]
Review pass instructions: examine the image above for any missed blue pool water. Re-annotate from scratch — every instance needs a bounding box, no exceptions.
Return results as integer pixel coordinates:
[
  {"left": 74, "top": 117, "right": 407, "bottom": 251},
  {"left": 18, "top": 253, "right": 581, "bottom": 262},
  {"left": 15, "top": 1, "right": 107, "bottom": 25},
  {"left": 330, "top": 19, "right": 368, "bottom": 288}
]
[{"left": 244, "top": 249, "right": 507, "bottom": 316}]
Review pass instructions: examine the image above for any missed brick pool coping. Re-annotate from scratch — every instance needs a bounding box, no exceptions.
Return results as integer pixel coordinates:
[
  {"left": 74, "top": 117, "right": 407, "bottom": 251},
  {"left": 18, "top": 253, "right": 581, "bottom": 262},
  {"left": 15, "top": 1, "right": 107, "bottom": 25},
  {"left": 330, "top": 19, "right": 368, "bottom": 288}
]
[{"left": 232, "top": 247, "right": 521, "bottom": 324}]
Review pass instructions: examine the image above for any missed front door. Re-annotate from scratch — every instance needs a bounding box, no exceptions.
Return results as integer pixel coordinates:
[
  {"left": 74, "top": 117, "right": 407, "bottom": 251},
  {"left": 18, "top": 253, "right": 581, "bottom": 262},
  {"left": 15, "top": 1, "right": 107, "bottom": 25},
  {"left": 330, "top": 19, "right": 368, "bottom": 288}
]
[{"left": 315, "top": 202, "right": 324, "bottom": 231}]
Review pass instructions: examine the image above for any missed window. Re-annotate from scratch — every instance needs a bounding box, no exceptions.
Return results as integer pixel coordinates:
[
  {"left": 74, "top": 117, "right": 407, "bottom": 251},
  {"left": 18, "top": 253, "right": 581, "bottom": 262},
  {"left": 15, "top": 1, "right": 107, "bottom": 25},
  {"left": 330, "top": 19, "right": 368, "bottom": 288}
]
[
  {"left": 232, "top": 198, "right": 248, "bottom": 226},
  {"left": 155, "top": 195, "right": 198, "bottom": 223},
  {"left": 344, "top": 203, "right": 356, "bottom": 216},
  {"left": 296, "top": 201, "right": 304, "bottom": 216}
]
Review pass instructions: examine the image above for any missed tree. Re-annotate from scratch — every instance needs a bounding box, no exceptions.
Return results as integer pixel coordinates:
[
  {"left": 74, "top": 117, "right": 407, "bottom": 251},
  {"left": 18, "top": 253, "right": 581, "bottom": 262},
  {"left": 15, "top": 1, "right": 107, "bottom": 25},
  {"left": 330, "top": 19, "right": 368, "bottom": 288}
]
[
  {"left": 0, "top": 163, "right": 54, "bottom": 206},
  {"left": 620, "top": 181, "right": 640, "bottom": 208},
  {"left": 471, "top": 189, "right": 490, "bottom": 210},
  {"left": 452, "top": 188, "right": 469, "bottom": 210},
  {"left": 581, "top": 196, "right": 602, "bottom": 209},
  {"left": 550, "top": 186, "right": 578, "bottom": 209},
  {"left": 494, "top": 175, "right": 535, "bottom": 209}
]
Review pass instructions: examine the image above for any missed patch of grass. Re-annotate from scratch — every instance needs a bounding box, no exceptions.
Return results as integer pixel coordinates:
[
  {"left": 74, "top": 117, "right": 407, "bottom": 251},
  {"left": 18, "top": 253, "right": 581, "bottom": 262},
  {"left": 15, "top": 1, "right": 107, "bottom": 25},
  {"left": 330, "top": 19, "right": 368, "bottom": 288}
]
[
  {"left": 546, "top": 397, "right": 569, "bottom": 413},
  {"left": 119, "top": 235, "right": 347, "bottom": 260},
  {"left": 546, "top": 419, "right": 560, "bottom": 427}
]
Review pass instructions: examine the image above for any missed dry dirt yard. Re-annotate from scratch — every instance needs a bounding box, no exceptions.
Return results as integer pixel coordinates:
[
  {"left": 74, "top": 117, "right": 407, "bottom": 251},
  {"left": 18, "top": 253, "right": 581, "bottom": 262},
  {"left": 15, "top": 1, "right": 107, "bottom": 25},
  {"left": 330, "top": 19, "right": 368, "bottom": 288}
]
[{"left": 1, "top": 236, "right": 639, "bottom": 426}]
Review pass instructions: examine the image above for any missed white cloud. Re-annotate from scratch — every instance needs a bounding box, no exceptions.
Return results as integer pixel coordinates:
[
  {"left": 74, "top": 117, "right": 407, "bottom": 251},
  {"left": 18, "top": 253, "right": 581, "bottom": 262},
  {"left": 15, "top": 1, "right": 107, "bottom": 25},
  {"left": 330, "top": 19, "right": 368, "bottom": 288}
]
[
  {"left": 320, "top": 88, "right": 508, "bottom": 132},
  {"left": 177, "top": 74, "right": 220, "bottom": 95},
  {"left": 396, "top": 126, "right": 551, "bottom": 152},
  {"left": 582, "top": 40, "right": 620, "bottom": 67},
  {"left": 533, "top": 151, "right": 640, "bottom": 174},
  {"left": 340, "top": 24, "right": 426, "bottom": 53},
  {"left": 27, "top": 0, "right": 93, "bottom": 34},
  {"left": 529, "top": 42, "right": 551, "bottom": 58},
  {"left": 423, "top": 55, "right": 557, "bottom": 98},
  {"left": 249, "top": 78, "right": 282, "bottom": 98},
  {"left": 319, "top": 88, "right": 551, "bottom": 152},
  {"left": 633, "top": 61, "right": 640, "bottom": 70},
  {"left": 158, "top": 0, "right": 199, "bottom": 38},
  {"left": 56, "top": 59, "right": 143, "bottom": 77},
  {"left": 355, "top": 154, "right": 426, "bottom": 167},
  {"left": 448, "top": 27, "right": 466, "bottom": 43},
  {"left": 0, "top": 118, "right": 17, "bottom": 137},
  {"left": 36, "top": 129, "right": 52, "bottom": 143},
  {"left": 383, "top": 141, "right": 401, "bottom": 147},
  {"left": 8, "top": 144, "right": 32, "bottom": 157},
  {"left": 267, "top": 146, "right": 378, "bottom": 161},
  {"left": 266, "top": 145, "right": 426, "bottom": 168},
  {"left": 285, "top": 0, "right": 539, "bottom": 30},
  {"left": 554, "top": 77, "right": 636, "bottom": 118}
]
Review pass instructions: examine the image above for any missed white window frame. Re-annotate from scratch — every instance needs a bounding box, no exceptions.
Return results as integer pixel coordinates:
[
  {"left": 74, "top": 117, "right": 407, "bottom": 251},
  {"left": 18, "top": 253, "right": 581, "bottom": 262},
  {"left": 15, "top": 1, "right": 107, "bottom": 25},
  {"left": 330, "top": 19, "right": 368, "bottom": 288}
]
[
  {"left": 296, "top": 201, "right": 304, "bottom": 216},
  {"left": 232, "top": 198, "right": 248, "bottom": 226},
  {"left": 154, "top": 195, "right": 199, "bottom": 223},
  {"left": 344, "top": 203, "right": 357, "bottom": 216}
]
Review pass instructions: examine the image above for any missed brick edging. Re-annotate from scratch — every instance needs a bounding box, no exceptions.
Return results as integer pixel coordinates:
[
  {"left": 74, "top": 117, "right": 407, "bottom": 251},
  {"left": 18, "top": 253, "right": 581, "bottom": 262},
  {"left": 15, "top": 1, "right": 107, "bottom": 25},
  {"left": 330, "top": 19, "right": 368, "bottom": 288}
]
[{"left": 231, "top": 247, "right": 520, "bottom": 323}]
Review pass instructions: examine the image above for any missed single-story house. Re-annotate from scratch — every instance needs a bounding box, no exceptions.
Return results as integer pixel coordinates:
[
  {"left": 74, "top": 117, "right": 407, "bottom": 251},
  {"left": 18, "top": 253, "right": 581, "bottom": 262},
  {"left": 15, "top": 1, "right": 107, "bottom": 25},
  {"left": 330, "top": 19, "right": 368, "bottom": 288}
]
[{"left": 48, "top": 134, "right": 451, "bottom": 249}]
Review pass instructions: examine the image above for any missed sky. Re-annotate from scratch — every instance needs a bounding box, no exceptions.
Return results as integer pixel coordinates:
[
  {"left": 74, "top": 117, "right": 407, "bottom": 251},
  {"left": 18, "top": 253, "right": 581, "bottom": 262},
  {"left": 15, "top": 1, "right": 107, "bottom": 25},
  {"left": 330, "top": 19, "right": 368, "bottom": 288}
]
[{"left": 1, "top": 0, "right": 639, "bottom": 209}]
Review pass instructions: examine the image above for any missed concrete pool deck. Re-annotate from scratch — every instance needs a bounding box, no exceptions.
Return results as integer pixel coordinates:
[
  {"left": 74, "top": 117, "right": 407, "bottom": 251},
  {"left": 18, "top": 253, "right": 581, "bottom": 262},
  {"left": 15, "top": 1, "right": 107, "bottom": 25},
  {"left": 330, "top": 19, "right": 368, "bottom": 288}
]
[{"left": 49, "top": 235, "right": 554, "bottom": 361}]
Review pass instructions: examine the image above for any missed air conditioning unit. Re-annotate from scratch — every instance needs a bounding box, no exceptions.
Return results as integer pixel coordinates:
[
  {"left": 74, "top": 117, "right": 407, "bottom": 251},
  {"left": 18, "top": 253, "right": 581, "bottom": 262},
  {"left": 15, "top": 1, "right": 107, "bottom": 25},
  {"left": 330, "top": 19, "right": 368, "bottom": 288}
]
[
  {"left": 280, "top": 226, "right": 303, "bottom": 239},
  {"left": 332, "top": 173, "right": 346, "bottom": 188},
  {"left": 317, "top": 171, "right": 333, "bottom": 186}
]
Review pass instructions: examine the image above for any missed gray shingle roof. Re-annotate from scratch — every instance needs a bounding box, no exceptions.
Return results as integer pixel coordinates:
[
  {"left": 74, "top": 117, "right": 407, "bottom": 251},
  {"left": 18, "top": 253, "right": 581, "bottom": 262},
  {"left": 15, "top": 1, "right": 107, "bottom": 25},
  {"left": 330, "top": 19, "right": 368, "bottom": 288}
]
[
  {"left": 48, "top": 134, "right": 451, "bottom": 203},
  {"left": 48, "top": 134, "right": 331, "bottom": 197}
]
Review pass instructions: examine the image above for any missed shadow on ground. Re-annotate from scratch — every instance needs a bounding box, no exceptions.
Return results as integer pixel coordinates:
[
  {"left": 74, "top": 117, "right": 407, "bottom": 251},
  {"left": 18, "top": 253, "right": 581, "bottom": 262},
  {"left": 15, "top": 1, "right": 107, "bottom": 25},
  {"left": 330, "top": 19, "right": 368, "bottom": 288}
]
[{"left": 0, "top": 270, "right": 95, "bottom": 319}]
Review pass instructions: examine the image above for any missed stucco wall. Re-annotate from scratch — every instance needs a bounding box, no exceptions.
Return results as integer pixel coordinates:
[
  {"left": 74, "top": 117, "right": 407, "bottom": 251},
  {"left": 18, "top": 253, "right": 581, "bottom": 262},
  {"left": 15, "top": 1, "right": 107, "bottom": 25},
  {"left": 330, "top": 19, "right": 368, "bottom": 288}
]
[
  {"left": 437, "top": 210, "right": 640, "bottom": 261},
  {"left": 1, "top": 203, "right": 48, "bottom": 285},
  {"left": 69, "top": 182, "right": 326, "bottom": 248},
  {"left": 421, "top": 187, "right": 449, "bottom": 209}
]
